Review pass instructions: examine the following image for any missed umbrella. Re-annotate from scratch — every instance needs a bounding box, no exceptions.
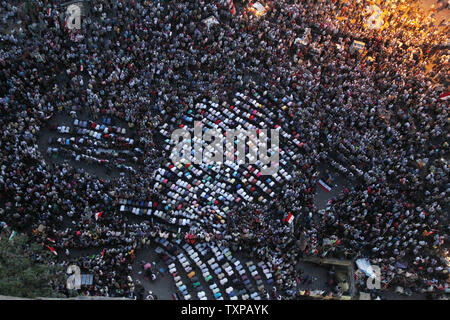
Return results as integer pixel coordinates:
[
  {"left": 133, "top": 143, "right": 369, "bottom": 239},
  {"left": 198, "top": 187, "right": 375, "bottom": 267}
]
[{"left": 144, "top": 263, "right": 152, "bottom": 270}]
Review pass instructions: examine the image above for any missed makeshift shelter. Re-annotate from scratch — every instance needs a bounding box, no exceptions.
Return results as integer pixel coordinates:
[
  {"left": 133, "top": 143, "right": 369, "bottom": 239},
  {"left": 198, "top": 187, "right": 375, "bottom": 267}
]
[
  {"left": 356, "top": 258, "right": 376, "bottom": 278},
  {"left": 365, "top": 5, "right": 383, "bottom": 30},
  {"left": 250, "top": 2, "right": 268, "bottom": 16},
  {"left": 202, "top": 16, "right": 219, "bottom": 29}
]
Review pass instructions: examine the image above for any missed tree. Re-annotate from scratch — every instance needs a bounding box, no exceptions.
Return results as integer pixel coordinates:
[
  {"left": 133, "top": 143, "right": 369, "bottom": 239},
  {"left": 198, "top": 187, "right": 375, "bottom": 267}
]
[{"left": 0, "top": 229, "right": 65, "bottom": 298}]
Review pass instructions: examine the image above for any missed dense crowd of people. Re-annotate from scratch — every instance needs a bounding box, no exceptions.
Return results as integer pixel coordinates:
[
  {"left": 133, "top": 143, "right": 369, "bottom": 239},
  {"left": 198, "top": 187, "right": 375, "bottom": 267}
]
[{"left": 0, "top": 0, "right": 448, "bottom": 299}]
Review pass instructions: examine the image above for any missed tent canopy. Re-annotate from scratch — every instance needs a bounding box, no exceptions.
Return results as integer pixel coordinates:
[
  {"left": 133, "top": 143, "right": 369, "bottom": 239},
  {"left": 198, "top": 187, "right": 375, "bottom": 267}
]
[
  {"left": 250, "top": 2, "right": 268, "bottom": 16},
  {"left": 202, "top": 16, "right": 219, "bottom": 28}
]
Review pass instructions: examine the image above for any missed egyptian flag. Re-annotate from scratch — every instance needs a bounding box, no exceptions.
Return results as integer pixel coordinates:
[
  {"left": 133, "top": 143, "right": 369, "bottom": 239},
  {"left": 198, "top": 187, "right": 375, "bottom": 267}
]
[
  {"left": 95, "top": 211, "right": 103, "bottom": 221},
  {"left": 47, "top": 246, "right": 58, "bottom": 256},
  {"left": 47, "top": 8, "right": 52, "bottom": 17},
  {"left": 439, "top": 92, "right": 450, "bottom": 101},
  {"left": 317, "top": 179, "right": 332, "bottom": 192},
  {"left": 224, "top": 0, "right": 236, "bottom": 15},
  {"left": 286, "top": 212, "right": 294, "bottom": 224}
]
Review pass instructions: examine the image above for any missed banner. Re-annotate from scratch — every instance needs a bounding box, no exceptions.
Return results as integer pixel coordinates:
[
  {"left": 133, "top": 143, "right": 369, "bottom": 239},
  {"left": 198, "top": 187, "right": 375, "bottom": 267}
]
[{"left": 202, "top": 16, "right": 220, "bottom": 28}]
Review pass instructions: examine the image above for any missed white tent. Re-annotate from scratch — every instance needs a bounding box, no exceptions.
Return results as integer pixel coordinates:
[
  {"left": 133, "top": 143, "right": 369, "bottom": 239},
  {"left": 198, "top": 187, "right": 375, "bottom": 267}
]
[
  {"left": 365, "top": 5, "right": 383, "bottom": 30},
  {"left": 356, "top": 258, "right": 376, "bottom": 278},
  {"left": 252, "top": 2, "right": 266, "bottom": 13},
  {"left": 80, "top": 274, "right": 93, "bottom": 286},
  {"left": 202, "top": 16, "right": 219, "bottom": 28}
]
